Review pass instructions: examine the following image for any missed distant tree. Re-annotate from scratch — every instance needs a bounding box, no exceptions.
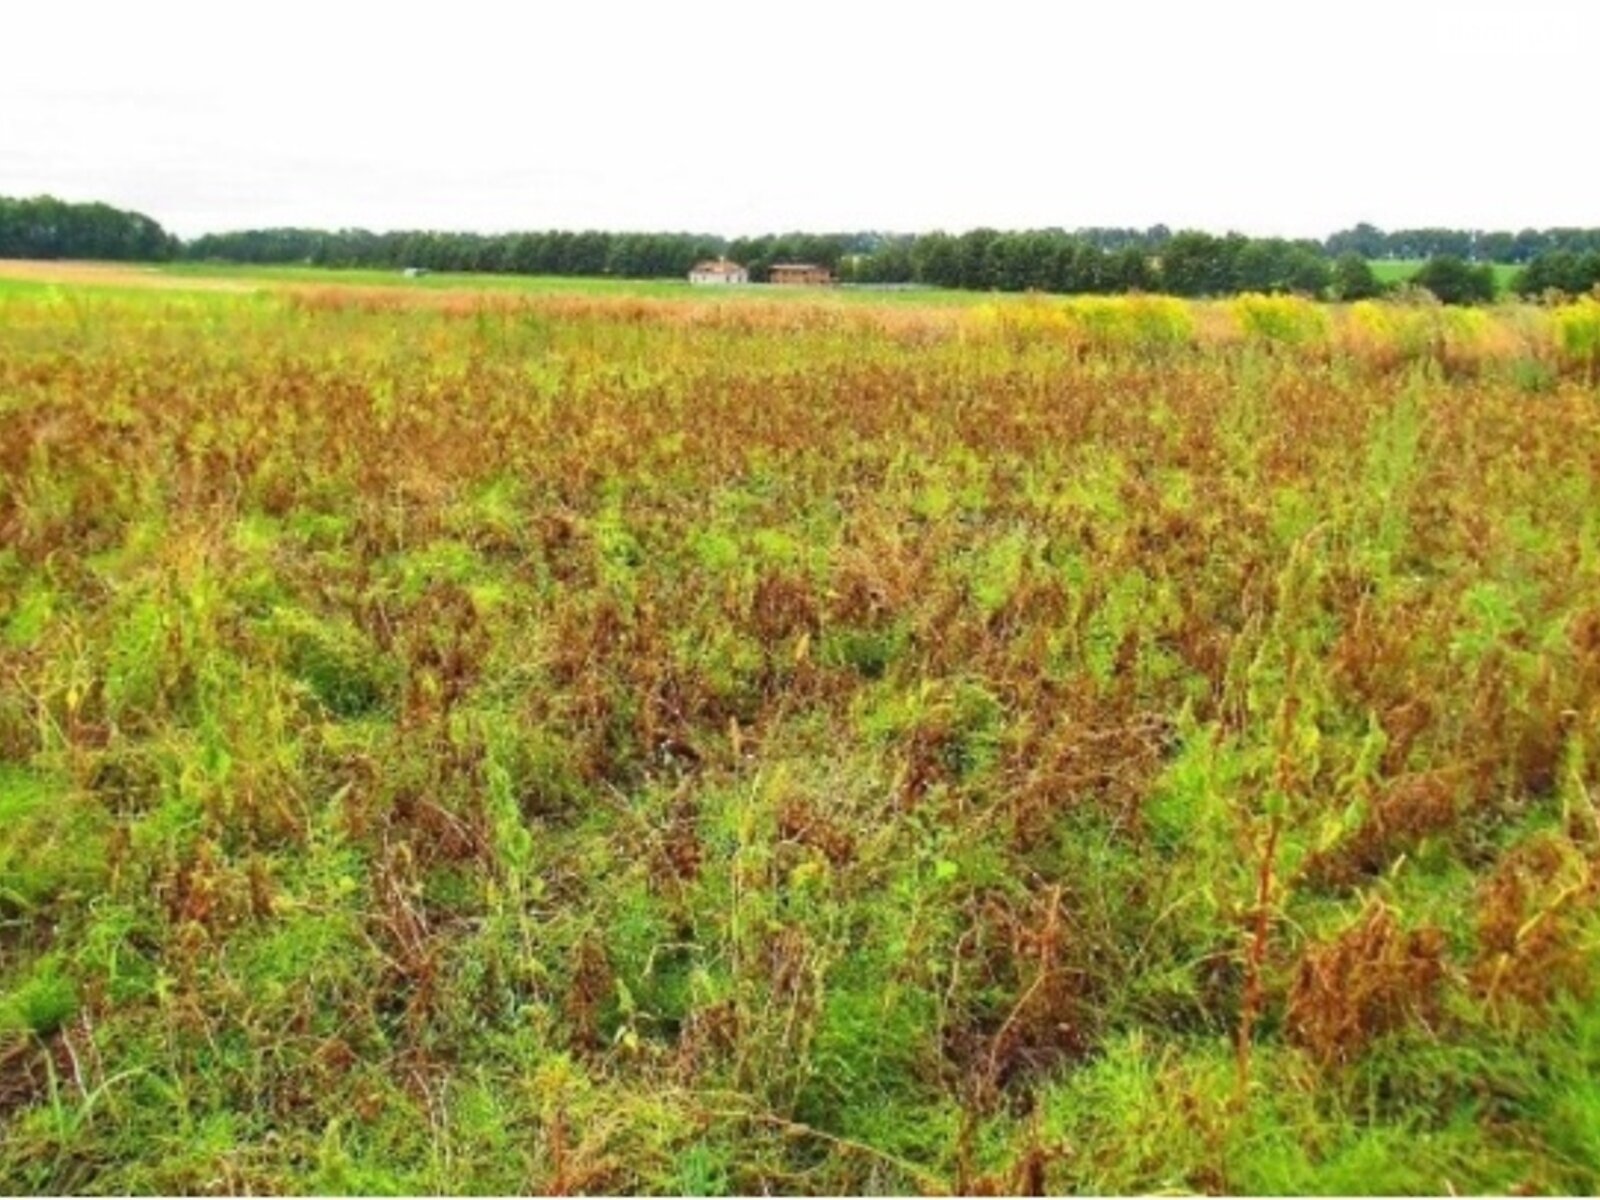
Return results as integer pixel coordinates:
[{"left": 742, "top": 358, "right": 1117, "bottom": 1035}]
[
  {"left": 1284, "top": 247, "right": 1332, "bottom": 296},
  {"left": 1411, "top": 255, "right": 1495, "bottom": 305},
  {"left": 1515, "top": 250, "right": 1600, "bottom": 298},
  {"left": 1325, "top": 222, "right": 1387, "bottom": 260},
  {"left": 985, "top": 231, "right": 1057, "bottom": 292},
  {"left": 728, "top": 236, "right": 772, "bottom": 279},
  {"left": 0, "top": 195, "right": 177, "bottom": 261},
  {"left": 1048, "top": 240, "right": 1104, "bottom": 293},
  {"left": 1159, "top": 231, "right": 1245, "bottom": 296},
  {"left": 1512, "top": 228, "right": 1547, "bottom": 263},
  {"left": 857, "top": 240, "right": 914, "bottom": 283},
  {"left": 1156, "top": 232, "right": 1211, "bottom": 296},
  {"left": 911, "top": 232, "right": 961, "bottom": 288},
  {"left": 1475, "top": 231, "right": 1515, "bottom": 263},
  {"left": 794, "top": 233, "right": 846, "bottom": 270},
  {"left": 1231, "top": 238, "right": 1329, "bottom": 296},
  {"left": 1234, "top": 240, "right": 1279, "bottom": 293},
  {"left": 1104, "top": 245, "right": 1154, "bottom": 292},
  {"left": 956, "top": 229, "right": 999, "bottom": 290},
  {"left": 1388, "top": 228, "right": 1475, "bottom": 260},
  {"left": 1331, "top": 252, "right": 1382, "bottom": 301}
]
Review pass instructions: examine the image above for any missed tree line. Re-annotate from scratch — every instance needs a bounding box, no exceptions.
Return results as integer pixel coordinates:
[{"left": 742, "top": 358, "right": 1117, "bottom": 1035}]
[
  {"left": 1514, "top": 250, "right": 1600, "bottom": 298},
  {"left": 176, "top": 226, "right": 1356, "bottom": 297},
  {"left": 0, "top": 196, "right": 179, "bottom": 261},
  {"left": 5, "top": 195, "right": 1599, "bottom": 302},
  {"left": 1325, "top": 222, "right": 1600, "bottom": 264},
  {"left": 841, "top": 230, "right": 1335, "bottom": 295}
]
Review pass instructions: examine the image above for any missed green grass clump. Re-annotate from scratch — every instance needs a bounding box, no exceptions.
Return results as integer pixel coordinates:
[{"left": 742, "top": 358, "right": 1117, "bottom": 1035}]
[
  {"left": 0, "top": 957, "right": 79, "bottom": 1037},
  {"left": 0, "top": 769, "right": 106, "bottom": 914},
  {"left": 272, "top": 609, "right": 397, "bottom": 718}
]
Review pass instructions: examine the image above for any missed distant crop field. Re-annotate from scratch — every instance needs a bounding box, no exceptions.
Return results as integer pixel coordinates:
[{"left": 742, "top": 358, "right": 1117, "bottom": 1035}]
[
  {"left": 1370, "top": 258, "right": 1524, "bottom": 295},
  {"left": 3, "top": 281, "right": 1600, "bottom": 1193},
  {"left": 159, "top": 261, "right": 985, "bottom": 305},
  {"left": 0, "top": 258, "right": 987, "bottom": 306}
]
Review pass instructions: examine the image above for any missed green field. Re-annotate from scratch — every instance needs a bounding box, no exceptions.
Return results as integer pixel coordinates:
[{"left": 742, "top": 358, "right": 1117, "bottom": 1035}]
[
  {"left": 159, "top": 261, "right": 987, "bottom": 305},
  {"left": 163, "top": 260, "right": 726, "bottom": 296},
  {"left": 2, "top": 279, "right": 1600, "bottom": 1192},
  {"left": 1370, "top": 258, "right": 1524, "bottom": 296}
]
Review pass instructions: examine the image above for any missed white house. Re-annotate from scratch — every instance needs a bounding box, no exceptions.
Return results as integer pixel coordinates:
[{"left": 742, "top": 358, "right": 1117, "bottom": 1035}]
[{"left": 689, "top": 258, "right": 748, "bottom": 285}]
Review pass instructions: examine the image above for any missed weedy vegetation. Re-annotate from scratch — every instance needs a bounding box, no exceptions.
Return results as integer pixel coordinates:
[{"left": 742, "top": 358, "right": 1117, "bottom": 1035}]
[{"left": 2, "top": 282, "right": 1599, "bottom": 1193}]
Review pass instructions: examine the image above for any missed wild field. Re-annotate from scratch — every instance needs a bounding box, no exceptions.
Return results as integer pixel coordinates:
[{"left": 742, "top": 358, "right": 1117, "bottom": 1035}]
[{"left": 2, "top": 284, "right": 1600, "bottom": 1193}]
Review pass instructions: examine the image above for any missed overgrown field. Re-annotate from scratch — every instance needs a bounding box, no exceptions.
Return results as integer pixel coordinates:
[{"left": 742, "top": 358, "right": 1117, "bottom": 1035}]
[{"left": 3, "top": 287, "right": 1600, "bottom": 1193}]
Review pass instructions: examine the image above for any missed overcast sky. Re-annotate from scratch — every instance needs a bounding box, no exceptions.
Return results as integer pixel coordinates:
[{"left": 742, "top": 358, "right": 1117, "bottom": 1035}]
[{"left": 4, "top": 0, "right": 1597, "bottom": 239}]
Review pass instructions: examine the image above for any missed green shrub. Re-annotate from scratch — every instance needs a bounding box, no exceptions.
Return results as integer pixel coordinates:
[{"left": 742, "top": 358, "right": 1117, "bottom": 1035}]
[{"left": 1412, "top": 255, "right": 1496, "bottom": 305}]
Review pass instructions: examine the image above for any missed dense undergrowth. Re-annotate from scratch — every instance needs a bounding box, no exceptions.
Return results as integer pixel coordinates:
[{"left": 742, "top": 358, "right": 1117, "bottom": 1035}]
[{"left": 2, "top": 287, "right": 1599, "bottom": 1193}]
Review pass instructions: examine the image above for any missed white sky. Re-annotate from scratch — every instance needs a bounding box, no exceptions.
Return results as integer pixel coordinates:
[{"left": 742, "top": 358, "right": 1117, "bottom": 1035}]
[{"left": 4, "top": 0, "right": 1598, "bottom": 240}]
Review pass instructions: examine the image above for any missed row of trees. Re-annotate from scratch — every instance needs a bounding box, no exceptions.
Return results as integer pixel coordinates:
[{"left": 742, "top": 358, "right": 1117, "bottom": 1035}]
[
  {"left": 6, "top": 195, "right": 1598, "bottom": 303},
  {"left": 0, "top": 196, "right": 179, "bottom": 261},
  {"left": 177, "top": 223, "right": 1600, "bottom": 301},
  {"left": 1514, "top": 250, "right": 1600, "bottom": 298},
  {"left": 186, "top": 227, "right": 730, "bottom": 277},
  {"left": 837, "top": 230, "right": 1335, "bottom": 296},
  {"left": 181, "top": 227, "right": 882, "bottom": 279},
  {"left": 1325, "top": 223, "right": 1600, "bottom": 264}
]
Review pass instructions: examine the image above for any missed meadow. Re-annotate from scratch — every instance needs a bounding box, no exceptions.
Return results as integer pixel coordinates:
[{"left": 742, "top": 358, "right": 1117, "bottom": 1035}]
[
  {"left": 3, "top": 279, "right": 1600, "bottom": 1193},
  {"left": 1369, "top": 259, "right": 1524, "bottom": 297},
  {"left": 0, "top": 260, "right": 974, "bottom": 307}
]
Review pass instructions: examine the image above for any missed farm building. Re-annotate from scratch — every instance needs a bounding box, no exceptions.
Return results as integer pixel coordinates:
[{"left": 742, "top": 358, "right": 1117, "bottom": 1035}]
[
  {"left": 769, "top": 263, "right": 834, "bottom": 286},
  {"left": 689, "top": 258, "right": 749, "bottom": 285}
]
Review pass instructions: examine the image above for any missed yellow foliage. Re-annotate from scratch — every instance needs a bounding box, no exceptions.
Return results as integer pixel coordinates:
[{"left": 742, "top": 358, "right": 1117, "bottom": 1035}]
[
  {"left": 1059, "top": 295, "right": 1194, "bottom": 351},
  {"left": 1230, "top": 294, "right": 1330, "bottom": 346},
  {"left": 1554, "top": 298, "right": 1600, "bottom": 370}
]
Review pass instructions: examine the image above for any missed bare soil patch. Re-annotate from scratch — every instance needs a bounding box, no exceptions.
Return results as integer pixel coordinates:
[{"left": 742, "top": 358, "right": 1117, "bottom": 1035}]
[{"left": 0, "top": 259, "right": 256, "bottom": 292}]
